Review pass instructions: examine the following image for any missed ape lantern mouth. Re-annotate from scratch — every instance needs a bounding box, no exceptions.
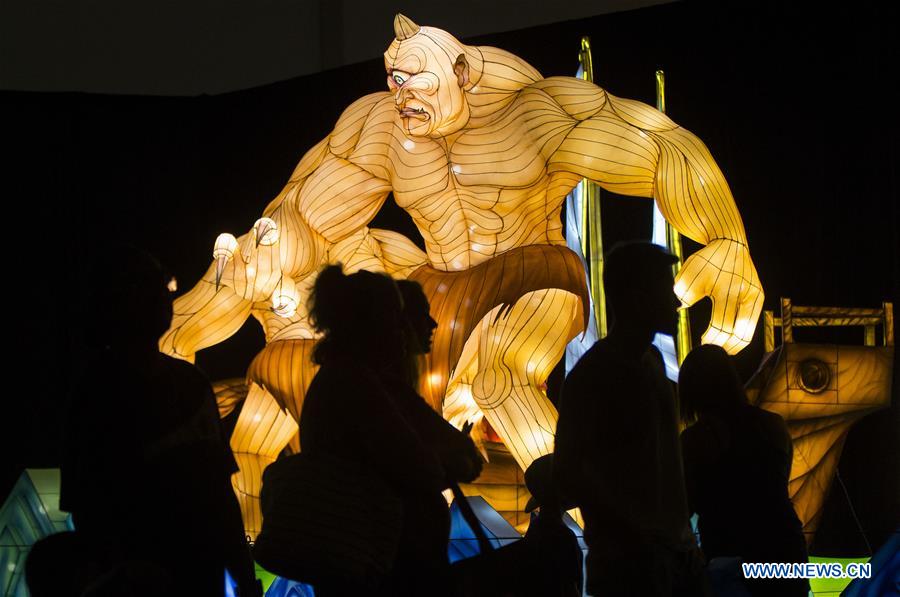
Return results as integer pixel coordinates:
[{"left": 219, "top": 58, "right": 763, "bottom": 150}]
[{"left": 398, "top": 106, "right": 430, "bottom": 121}]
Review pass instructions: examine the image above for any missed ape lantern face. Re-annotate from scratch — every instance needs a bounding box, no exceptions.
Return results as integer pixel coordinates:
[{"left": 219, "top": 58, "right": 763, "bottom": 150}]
[{"left": 384, "top": 14, "right": 471, "bottom": 138}]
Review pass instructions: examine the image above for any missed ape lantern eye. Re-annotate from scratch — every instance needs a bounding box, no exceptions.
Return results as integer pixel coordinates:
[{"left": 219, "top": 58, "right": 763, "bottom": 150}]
[
  {"left": 797, "top": 358, "right": 831, "bottom": 394},
  {"left": 392, "top": 73, "right": 407, "bottom": 86}
]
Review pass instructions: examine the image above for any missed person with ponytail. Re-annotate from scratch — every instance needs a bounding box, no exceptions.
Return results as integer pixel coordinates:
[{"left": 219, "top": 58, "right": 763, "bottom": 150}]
[{"left": 299, "top": 266, "right": 454, "bottom": 596}]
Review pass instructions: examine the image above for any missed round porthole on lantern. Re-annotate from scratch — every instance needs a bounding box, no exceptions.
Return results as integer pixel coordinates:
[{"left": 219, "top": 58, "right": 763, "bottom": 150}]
[{"left": 798, "top": 358, "right": 831, "bottom": 394}]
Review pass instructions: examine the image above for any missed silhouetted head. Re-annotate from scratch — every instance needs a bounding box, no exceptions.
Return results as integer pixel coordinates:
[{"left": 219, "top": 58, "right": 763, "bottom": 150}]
[
  {"left": 679, "top": 344, "right": 747, "bottom": 423},
  {"left": 397, "top": 280, "right": 437, "bottom": 355},
  {"left": 604, "top": 242, "right": 680, "bottom": 337},
  {"left": 309, "top": 265, "right": 405, "bottom": 368},
  {"left": 84, "top": 246, "right": 174, "bottom": 350},
  {"left": 25, "top": 532, "right": 92, "bottom": 596},
  {"left": 524, "top": 454, "right": 574, "bottom": 515}
]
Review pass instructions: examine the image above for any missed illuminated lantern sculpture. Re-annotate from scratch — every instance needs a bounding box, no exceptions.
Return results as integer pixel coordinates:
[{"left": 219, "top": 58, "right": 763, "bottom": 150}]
[
  {"left": 161, "top": 14, "right": 763, "bottom": 533},
  {"left": 387, "top": 13, "right": 759, "bottom": 471},
  {"left": 271, "top": 277, "right": 299, "bottom": 318},
  {"left": 254, "top": 217, "right": 279, "bottom": 247},
  {"left": 212, "top": 233, "right": 239, "bottom": 289},
  {"left": 161, "top": 223, "right": 426, "bottom": 536},
  {"left": 748, "top": 299, "right": 894, "bottom": 544}
]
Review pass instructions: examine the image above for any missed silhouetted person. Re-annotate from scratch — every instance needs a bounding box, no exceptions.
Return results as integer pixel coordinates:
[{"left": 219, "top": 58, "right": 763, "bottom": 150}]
[
  {"left": 27, "top": 530, "right": 174, "bottom": 597},
  {"left": 554, "top": 242, "right": 706, "bottom": 596},
  {"left": 25, "top": 531, "right": 102, "bottom": 596},
  {"left": 394, "top": 280, "right": 481, "bottom": 481},
  {"left": 58, "top": 247, "right": 259, "bottom": 597},
  {"left": 395, "top": 279, "right": 439, "bottom": 388},
  {"left": 452, "top": 453, "right": 583, "bottom": 597},
  {"left": 679, "top": 345, "right": 809, "bottom": 597},
  {"left": 300, "top": 266, "right": 469, "bottom": 596},
  {"left": 390, "top": 279, "right": 484, "bottom": 593},
  {"left": 516, "top": 454, "right": 583, "bottom": 597}
]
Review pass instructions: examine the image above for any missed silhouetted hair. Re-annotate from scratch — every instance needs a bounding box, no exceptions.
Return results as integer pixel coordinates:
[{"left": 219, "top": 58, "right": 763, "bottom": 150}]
[
  {"left": 84, "top": 245, "right": 174, "bottom": 348},
  {"left": 395, "top": 279, "right": 428, "bottom": 387},
  {"left": 678, "top": 344, "right": 747, "bottom": 423},
  {"left": 309, "top": 264, "right": 404, "bottom": 366},
  {"left": 603, "top": 241, "right": 678, "bottom": 310},
  {"left": 523, "top": 454, "right": 575, "bottom": 514},
  {"left": 397, "top": 279, "right": 424, "bottom": 323},
  {"left": 25, "top": 532, "right": 88, "bottom": 596}
]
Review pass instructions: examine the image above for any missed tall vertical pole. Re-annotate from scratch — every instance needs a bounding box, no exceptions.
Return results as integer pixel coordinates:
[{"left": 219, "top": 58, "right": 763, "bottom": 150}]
[
  {"left": 655, "top": 70, "right": 692, "bottom": 363},
  {"left": 579, "top": 37, "right": 608, "bottom": 337}
]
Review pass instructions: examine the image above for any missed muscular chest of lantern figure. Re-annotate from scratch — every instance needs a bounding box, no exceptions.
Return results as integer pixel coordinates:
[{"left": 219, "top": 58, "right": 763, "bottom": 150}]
[{"left": 386, "top": 105, "right": 574, "bottom": 272}]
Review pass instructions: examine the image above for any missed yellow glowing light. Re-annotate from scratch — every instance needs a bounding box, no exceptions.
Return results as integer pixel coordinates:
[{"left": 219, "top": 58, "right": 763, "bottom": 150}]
[
  {"left": 213, "top": 233, "right": 239, "bottom": 260},
  {"left": 458, "top": 385, "right": 476, "bottom": 408},
  {"left": 733, "top": 317, "right": 755, "bottom": 341},
  {"left": 704, "top": 328, "right": 731, "bottom": 347},
  {"left": 161, "top": 15, "right": 761, "bottom": 534},
  {"left": 230, "top": 382, "right": 300, "bottom": 539},
  {"left": 271, "top": 277, "right": 299, "bottom": 317},
  {"left": 750, "top": 337, "right": 893, "bottom": 544},
  {"left": 212, "top": 233, "right": 239, "bottom": 289},
  {"left": 160, "top": 227, "right": 424, "bottom": 534},
  {"left": 413, "top": 254, "right": 586, "bottom": 472},
  {"left": 443, "top": 380, "right": 484, "bottom": 437},
  {"left": 254, "top": 217, "right": 279, "bottom": 246}
]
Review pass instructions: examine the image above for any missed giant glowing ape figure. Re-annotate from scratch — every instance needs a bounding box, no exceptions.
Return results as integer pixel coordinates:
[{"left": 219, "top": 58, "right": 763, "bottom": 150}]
[{"left": 163, "top": 14, "right": 762, "bottom": 532}]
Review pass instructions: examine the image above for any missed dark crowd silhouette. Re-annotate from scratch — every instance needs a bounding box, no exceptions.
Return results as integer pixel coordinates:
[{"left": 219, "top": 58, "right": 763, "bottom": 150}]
[
  {"left": 679, "top": 345, "right": 809, "bottom": 597},
  {"left": 35, "top": 246, "right": 260, "bottom": 597},
  {"left": 555, "top": 242, "right": 708, "bottom": 597},
  {"left": 27, "top": 243, "right": 813, "bottom": 596}
]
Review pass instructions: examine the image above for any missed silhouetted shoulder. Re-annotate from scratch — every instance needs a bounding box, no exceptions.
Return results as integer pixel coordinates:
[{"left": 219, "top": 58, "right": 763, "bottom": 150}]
[
  {"left": 562, "top": 341, "right": 629, "bottom": 404},
  {"left": 162, "top": 354, "right": 212, "bottom": 388},
  {"left": 750, "top": 406, "right": 792, "bottom": 452},
  {"left": 681, "top": 415, "right": 730, "bottom": 467},
  {"left": 301, "top": 359, "right": 389, "bottom": 434},
  {"left": 564, "top": 341, "right": 614, "bottom": 384},
  {"left": 156, "top": 354, "right": 217, "bottom": 417},
  {"left": 645, "top": 344, "right": 665, "bottom": 366},
  {"left": 307, "top": 358, "right": 380, "bottom": 399},
  {"left": 753, "top": 405, "right": 788, "bottom": 430}
]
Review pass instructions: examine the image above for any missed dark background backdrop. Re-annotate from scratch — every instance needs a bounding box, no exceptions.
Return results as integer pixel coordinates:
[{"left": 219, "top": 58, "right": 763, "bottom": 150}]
[{"left": 3, "top": 1, "right": 897, "bottom": 555}]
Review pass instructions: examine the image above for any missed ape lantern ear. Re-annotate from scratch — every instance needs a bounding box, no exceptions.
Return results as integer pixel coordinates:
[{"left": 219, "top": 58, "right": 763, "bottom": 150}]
[{"left": 454, "top": 54, "right": 470, "bottom": 88}]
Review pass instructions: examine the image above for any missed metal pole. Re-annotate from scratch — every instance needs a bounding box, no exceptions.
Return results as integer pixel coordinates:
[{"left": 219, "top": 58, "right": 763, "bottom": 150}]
[
  {"left": 656, "top": 70, "right": 692, "bottom": 363},
  {"left": 579, "top": 37, "right": 608, "bottom": 337}
]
